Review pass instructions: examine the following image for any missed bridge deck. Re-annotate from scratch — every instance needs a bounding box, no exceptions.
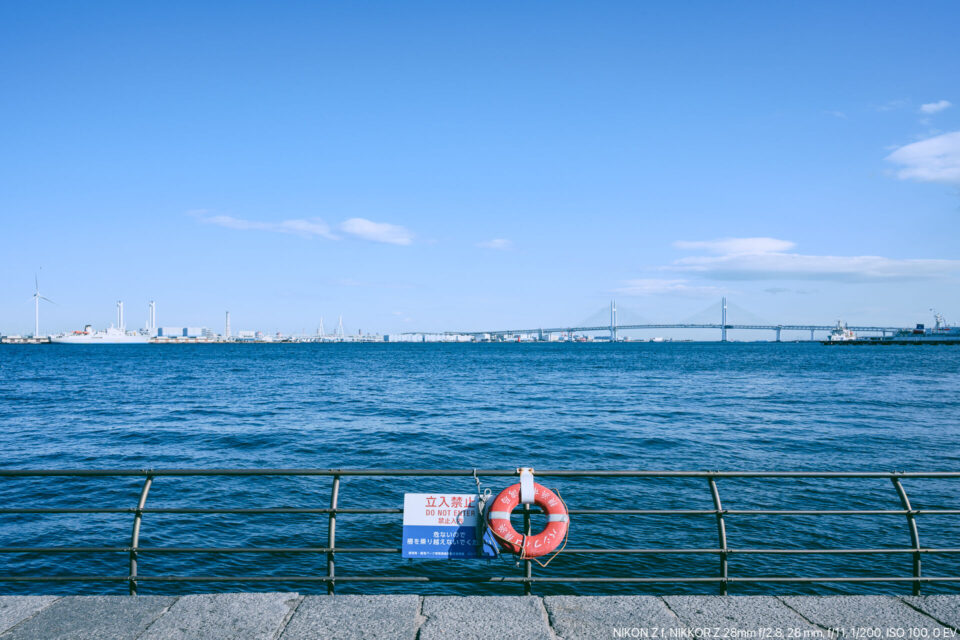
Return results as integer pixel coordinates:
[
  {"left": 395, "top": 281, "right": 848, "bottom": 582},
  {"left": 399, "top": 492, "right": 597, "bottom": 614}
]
[
  {"left": 438, "top": 323, "right": 903, "bottom": 336},
  {"left": 1, "top": 594, "right": 957, "bottom": 639}
]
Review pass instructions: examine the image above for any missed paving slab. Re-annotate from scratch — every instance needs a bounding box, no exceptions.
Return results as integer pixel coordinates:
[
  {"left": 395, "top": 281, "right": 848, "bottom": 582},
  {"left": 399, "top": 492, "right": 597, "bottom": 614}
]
[
  {"left": 0, "top": 595, "right": 175, "bottom": 640},
  {"left": 278, "top": 595, "right": 419, "bottom": 640},
  {"left": 782, "top": 596, "right": 951, "bottom": 636},
  {"left": 138, "top": 592, "right": 301, "bottom": 640},
  {"left": 663, "top": 596, "right": 820, "bottom": 632},
  {"left": 545, "top": 596, "right": 685, "bottom": 639},
  {"left": 901, "top": 596, "right": 960, "bottom": 631},
  {"left": 419, "top": 596, "right": 553, "bottom": 640},
  {"left": 0, "top": 598, "right": 59, "bottom": 635}
]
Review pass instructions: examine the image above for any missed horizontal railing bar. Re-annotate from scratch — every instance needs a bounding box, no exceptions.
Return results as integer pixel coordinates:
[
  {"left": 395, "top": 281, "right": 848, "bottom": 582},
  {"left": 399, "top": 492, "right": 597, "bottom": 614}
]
[
  {"left": 0, "top": 547, "right": 400, "bottom": 554},
  {"left": 0, "top": 507, "right": 403, "bottom": 515},
  {"left": 3, "top": 508, "right": 958, "bottom": 515},
  {"left": 4, "top": 547, "right": 960, "bottom": 555},
  {"left": 3, "top": 469, "right": 960, "bottom": 478},
  {"left": 2, "top": 575, "right": 960, "bottom": 584},
  {"left": 564, "top": 548, "right": 960, "bottom": 555}
]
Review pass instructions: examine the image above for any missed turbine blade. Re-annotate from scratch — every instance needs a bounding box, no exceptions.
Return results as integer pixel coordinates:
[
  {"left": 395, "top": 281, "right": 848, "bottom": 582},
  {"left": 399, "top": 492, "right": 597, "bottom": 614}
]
[{"left": 40, "top": 296, "right": 56, "bottom": 304}]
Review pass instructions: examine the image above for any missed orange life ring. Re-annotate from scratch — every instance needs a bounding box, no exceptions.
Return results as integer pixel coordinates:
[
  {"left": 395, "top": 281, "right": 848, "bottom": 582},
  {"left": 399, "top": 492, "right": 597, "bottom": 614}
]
[{"left": 486, "top": 482, "right": 568, "bottom": 558}]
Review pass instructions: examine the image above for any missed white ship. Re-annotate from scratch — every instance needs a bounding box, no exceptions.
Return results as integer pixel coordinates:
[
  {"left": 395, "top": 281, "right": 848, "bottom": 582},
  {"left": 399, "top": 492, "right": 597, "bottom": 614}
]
[
  {"left": 827, "top": 321, "right": 857, "bottom": 342},
  {"left": 51, "top": 302, "right": 150, "bottom": 344}
]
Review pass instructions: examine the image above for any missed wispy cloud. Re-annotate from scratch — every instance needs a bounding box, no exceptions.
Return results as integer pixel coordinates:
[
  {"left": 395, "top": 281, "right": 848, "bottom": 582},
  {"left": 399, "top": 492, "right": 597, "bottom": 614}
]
[
  {"left": 335, "top": 278, "right": 413, "bottom": 290},
  {"left": 477, "top": 238, "right": 512, "bottom": 250},
  {"left": 764, "top": 287, "right": 814, "bottom": 295},
  {"left": 667, "top": 237, "right": 960, "bottom": 282},
  {"left": 193, "top": 211, "right": 338, "bottom": 239},
  {"left": 339, "top": 218, "right": 414, "bottom": 245},
  {"left": 885, "top": 131, "right": 960, "bottom": 184},
  {"left": 392, "top": 310, "right": 413, "bottom": 323},
  {"left": 825, "top": 110, "right": 847, "bottom": 119},
  {"left": 616, "top": 278, "right": 723, "bottom": 297},
  {"left": 192, "top": 211, "right": 415, "bottom": 245},
  {"left": 674, "top": 237, "right": 795, "bottom": 255},
  {"left": 875, "top": 98, "right": 910, "bottom": 112},
  {"left": 920, "top": 100, "right": 952, "bottom": 115}
]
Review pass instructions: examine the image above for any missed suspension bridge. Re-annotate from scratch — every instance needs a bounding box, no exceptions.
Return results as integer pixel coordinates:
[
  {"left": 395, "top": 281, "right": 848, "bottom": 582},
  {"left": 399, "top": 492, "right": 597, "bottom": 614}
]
[{"left": 435, "top": 298, "right": 905, "bottom": 342}]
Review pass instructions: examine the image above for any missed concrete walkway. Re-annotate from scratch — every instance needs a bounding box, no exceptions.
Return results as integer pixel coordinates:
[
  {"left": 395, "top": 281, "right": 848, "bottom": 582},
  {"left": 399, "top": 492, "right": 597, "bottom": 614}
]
[{"left": 0, "top": 594, "right": 958, "bottom": 639}]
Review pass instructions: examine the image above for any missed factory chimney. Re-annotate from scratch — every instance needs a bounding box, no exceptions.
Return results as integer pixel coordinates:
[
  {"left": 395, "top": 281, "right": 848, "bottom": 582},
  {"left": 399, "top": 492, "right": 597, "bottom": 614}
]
[{"left": 147, "top": 301, "right": 156, "bottom": 333}]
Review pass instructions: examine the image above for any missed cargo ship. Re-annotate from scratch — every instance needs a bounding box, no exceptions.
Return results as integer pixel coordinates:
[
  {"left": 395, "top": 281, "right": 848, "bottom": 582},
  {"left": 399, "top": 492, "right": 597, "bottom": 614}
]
[{"left": 823, "top": 313, "right": 959, "bottom": 345}]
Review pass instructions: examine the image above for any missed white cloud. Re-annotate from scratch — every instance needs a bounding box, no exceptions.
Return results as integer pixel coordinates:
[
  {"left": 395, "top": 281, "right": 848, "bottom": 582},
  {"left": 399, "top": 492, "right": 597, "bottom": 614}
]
[
  {"left": 339, "top": 218, "right": 414, "bottom": 245},
  {"left": 192, "top": 211, "right": 415, "bottom": 245},
  {"left": 885, "top": 131, "right": 960, "bottom": 184},
  {"left": 195, "top": 212, "right": 338, "bottom": 239},
  {"left": 920, "top": 100, "right": 952, "bottom": 114},
  {"left": 674, "top": 237, "right": 795, "bottom": 255},
  {"left": 668, "top": 237, "right": 960, "bottom": 282},
  {"left": 616, "top": 278, "right": 723, "bottom": 296},
  {"left": 477, "top": 238, "right": 512, "bottom": 250}
]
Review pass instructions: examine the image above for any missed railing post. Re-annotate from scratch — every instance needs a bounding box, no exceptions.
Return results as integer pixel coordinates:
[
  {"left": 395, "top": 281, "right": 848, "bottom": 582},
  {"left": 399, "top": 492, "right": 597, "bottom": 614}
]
[
  {"left": 327, "top": 475, "right": 340, "bottom": 595},
  {"left": 708, "top": 477, "right": 728, "bottom": 595},
  {"left": 891, "top": 477, "right": 922, "bottom": 595},
  {"left": 129, "top": 475, "right": 153, "bottom": 595},
  {"left": 522, "top": 504, "right": 532, "bottom": 595}
]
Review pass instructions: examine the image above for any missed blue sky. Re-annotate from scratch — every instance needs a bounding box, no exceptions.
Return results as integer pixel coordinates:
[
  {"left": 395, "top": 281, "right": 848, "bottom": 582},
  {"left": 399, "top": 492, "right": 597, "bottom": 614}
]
[{"left": 1, "top": 2, "right": 958, "bottom": 336}]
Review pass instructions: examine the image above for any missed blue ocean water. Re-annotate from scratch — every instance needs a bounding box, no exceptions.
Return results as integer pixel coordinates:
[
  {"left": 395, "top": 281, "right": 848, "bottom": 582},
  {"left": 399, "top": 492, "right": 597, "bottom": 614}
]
[{"left": 0, "top": 343, "right": 958, "bottom": 595}]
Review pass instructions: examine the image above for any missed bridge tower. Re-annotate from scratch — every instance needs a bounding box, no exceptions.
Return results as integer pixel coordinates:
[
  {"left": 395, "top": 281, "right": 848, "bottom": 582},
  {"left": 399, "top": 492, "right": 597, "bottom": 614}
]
[
  {"left": 610, "top": 300, "right": 618, "bottom": 342},
  {"left": 721, "top": 297, "right": 727, "bottom": 342}
]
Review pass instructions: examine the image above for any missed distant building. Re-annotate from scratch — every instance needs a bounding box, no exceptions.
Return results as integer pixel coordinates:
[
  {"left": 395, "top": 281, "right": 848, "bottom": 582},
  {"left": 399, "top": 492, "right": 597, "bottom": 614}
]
[{"left": 158, "top": 326, "right": 208, "bottom": 338}]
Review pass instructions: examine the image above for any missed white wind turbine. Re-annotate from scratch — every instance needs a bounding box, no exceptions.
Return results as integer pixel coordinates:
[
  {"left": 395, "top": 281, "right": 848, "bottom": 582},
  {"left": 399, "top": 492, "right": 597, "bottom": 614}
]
[{"left": 32, "top": 272, "right": 55, "bottom": 337}]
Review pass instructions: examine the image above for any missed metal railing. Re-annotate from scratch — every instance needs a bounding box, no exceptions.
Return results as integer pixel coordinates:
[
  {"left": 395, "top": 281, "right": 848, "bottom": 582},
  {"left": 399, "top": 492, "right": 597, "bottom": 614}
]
[{"left": 1, "top": 469, "right": 959, "bottom": 595}]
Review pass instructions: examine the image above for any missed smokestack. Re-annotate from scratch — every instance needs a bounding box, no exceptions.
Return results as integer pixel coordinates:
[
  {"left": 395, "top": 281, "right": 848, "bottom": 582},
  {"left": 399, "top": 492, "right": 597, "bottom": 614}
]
[{"left": 225, "top": 311, "right": 231, "bottom": 338}]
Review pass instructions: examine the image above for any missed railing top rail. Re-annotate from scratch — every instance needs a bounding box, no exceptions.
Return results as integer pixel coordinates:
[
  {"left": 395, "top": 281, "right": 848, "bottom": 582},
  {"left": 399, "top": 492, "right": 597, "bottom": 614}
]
[{"left": 2, "top": 468, "right": 960, "bottom": 478}]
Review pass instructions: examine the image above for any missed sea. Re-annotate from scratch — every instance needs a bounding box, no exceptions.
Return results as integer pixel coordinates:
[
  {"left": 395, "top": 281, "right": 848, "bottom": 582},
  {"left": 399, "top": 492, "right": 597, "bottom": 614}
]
[{"left": 1, "top": 342, "right": 958, "bottom": 596}]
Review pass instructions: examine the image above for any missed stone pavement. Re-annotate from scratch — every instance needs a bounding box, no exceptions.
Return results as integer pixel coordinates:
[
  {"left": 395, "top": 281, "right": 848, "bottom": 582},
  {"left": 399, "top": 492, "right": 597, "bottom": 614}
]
[{"left": 0, "top": 594, "right": 958, "bottom": 639}]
